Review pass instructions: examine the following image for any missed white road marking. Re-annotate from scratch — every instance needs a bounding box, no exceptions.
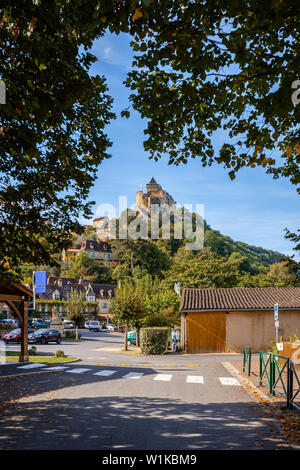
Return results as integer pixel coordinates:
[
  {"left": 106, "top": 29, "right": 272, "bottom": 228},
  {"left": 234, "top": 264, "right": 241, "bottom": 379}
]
[
  {"left": 66, "top": 368, "right": 92, "bottom": 374},
  {"left": 153, "top": 374, "right": 173, "bottom": 382},
  {"left": 17, "top": 363, "right": 47, "bottom": 369},
  {"left": 123, "top": 372, "right": 144, "bottom": 379},
  {"left": 186, "top": 375, "right": 204, "bottom": 384},
  {"left": 43, "top": 366, "right": 69, "bottom": 371},
  {"left": 219, "top": 377, "right": 241, "bottom": 386},
  {"left": 93, "top": 370, "right": 117, "bottom": 377}
]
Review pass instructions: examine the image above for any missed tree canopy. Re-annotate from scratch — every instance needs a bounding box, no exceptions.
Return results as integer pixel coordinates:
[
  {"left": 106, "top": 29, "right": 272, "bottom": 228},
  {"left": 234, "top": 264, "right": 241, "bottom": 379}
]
[
  {"left": 126, "top": 1, "right": 300, "bottom": 186},
  {"left": 63, "top": 252, "right": 112, "bottom": 283},
  {"left": 1, "top": 1, "right": 299, "bottom": 281},
  {"left": 0, "top": 1, "right": 115, "bottom": 280}
]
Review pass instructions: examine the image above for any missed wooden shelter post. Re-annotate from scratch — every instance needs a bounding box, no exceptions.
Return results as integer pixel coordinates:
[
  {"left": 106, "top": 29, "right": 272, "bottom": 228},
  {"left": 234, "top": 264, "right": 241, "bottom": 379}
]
[
  {"left": 19, "top": 300, "right": 29, "bottom": 362},
  {"left": 0, "top": 283, "right": 32, "bottom": 363}
]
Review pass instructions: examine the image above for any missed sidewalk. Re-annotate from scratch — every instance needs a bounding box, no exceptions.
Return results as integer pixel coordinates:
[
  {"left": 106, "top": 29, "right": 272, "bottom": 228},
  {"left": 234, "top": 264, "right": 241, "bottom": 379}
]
[{"left": 229, "top": 360, "right": 300, "bottom": 447}]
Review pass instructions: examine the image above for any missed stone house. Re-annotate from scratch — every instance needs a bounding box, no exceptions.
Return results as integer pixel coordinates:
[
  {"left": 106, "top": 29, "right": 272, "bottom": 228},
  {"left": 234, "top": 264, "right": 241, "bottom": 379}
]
[
  {"left": 63, "top": 239, "right": 113, "bottom": 268},
  {"left": 36, "top": 277, "right": 116, "bottom": 323}
]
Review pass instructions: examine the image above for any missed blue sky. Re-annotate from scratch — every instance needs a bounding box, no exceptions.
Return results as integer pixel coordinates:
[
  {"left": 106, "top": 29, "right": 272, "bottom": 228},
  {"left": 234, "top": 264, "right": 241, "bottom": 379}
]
[{"left": 85, "top": 33, "right": 299, "bottom": 257}]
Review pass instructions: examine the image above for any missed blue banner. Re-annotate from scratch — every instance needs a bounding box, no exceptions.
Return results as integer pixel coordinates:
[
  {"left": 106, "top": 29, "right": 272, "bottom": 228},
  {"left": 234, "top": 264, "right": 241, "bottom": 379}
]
[{"left": 35, "top": 271, "right": 48, "bottom": 293}]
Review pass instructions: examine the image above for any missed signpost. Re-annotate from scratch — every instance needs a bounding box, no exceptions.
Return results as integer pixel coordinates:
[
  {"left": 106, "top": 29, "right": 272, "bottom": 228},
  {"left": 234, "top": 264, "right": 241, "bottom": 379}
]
[
  {"left": 274, "top": 303, "right": 279, "bottom": 343},
  {"left": 29, "top": 271, "right": 48, "bottom": 311}
]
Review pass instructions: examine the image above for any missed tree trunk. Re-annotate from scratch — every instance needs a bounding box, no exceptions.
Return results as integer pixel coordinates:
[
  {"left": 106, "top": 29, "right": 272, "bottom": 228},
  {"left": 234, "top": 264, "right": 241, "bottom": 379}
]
[
  {"left": 136, "top": 327, "right": 140, "bottom": 347},
  {"left": 124, "top": 322, "right": 128, "bottom": 351}
]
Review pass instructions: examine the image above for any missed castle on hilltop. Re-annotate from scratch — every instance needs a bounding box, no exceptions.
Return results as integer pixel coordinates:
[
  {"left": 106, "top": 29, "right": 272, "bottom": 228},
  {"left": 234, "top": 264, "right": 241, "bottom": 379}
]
[{"left": 136, "top": 178, "right": 176, "bottom": 217}]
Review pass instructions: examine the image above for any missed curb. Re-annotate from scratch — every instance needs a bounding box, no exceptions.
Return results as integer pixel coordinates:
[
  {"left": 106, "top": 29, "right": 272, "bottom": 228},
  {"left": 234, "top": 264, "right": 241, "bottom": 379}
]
[
  {"left": 0, "top": 369, "right": 66, "bottom": 380},
  {"left": 222, "top": 361, "right": 300, "bottom": 450},
  {"left": 222, "top": 361, "right": 272, "bottom": 403}
]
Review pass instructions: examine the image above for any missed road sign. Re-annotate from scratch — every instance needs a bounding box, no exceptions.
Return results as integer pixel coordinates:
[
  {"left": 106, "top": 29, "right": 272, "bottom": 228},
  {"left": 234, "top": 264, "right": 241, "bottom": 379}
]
[
  {"left": 276, "top": 342, "right": 283, "bottom": 351},
  {"left": 274, "top": 303, "right": 279, "bottom": 320}
]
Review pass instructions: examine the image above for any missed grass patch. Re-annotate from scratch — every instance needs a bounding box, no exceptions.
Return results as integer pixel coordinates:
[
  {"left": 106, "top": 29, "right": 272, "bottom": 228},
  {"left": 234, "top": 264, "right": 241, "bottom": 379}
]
[
  {"left": 4, "top": 350, "right": 49, "bottom": 357},
  {"left": 2, "top": 353, "right": 78, "bottom": 363}
]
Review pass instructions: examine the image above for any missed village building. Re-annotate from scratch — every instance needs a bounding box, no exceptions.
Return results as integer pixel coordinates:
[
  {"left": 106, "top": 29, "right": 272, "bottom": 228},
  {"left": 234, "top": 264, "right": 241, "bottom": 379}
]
[
  {"left": 180, "top": 287, "right": 300, "bottom": 353},
  {"left": 63, "top": 239, "right": 113, "bottom": 268},
  {"left": 37, "top": 276, "right": 116, "bottom": 323}
]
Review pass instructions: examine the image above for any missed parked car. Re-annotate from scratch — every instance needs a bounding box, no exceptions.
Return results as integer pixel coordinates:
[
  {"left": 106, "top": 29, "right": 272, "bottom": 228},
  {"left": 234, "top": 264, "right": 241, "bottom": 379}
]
[
  {"left": 32, "top": 319, "right": 50, "bottom": 329},
  {"left": 84, "top": 321, "right": 91, "bottom": 329},
  {"left": 106, "top": 323, "right": 116, "bottom": 331},
  {"left": 63, "top": 320, "right": 74, "bottom": 329},
  {"left": 127, "top": 330, "right": 136, "bottom": 345},
  {"left": 101, "top": 324, "right": 108, "bottom": 330},
  {"left": 4, "top": 328, "right": 35, "bottom": 344},
  {"left": 89, "top": 321, "right": 101, "bottom": 332},
  {"left": 28, "top": 328, "right": 62, "bottom": 344}
]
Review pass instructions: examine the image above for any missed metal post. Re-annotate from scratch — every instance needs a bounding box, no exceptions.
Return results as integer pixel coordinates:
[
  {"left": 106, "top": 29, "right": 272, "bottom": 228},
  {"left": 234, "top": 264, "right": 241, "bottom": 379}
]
[
  {"left": 32, "top": 271, "right": 36, "bottom": 311},
  {"left": 248, "top": 347, "right": 251, "bottom": 377},
  {"left": 270, "top": 355, "right": 274, "bottom": 395},
  {"left": 243, "top": 346, "right": 246, "bottom": 372},
  {"left": 259, "top": 352, "right": 262, "bottom": 386},
  {"left": 271, "top": 356, "right": 276, "bottom": 396},
  {"left": 288, "top": 362, "right": 293, "bottom": 410},
  {"left": 184, "top": 315, "right": 188, "bottom": 354}
]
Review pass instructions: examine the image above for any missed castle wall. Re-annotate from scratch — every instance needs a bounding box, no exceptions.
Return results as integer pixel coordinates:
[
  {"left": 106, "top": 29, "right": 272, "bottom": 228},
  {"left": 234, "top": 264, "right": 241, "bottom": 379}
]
[{"left": 136, "top": 182, "right": 176, "bottom": 214}]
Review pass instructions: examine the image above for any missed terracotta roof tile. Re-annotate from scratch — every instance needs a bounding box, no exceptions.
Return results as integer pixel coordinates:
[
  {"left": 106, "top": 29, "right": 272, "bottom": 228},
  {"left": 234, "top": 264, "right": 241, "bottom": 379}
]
[{"left": 180, "top": 287, "right": 300, "bottom": 312}]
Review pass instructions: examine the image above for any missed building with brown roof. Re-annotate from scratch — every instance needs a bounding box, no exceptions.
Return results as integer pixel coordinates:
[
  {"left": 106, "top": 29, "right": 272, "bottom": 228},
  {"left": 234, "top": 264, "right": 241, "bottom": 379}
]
[
  {"left": 64, "top": 239, "right": 113, "bottom": 268},
  {"left": 37, "top": 277, "right": 116, "bottom": 322},
  {"left": 179, "top": 287, "right": 300, "bottom": 353}
]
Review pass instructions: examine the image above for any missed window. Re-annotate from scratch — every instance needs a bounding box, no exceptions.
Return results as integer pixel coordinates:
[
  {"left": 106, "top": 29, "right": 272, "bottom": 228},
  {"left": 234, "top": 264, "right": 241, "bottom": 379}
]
[
  {"left": 53, "top": 290, "right": 60, "bottom": 300},
  {"left": 88, "top": 295, "right": 95, "bottom": 302},
  {"left": 101, "top": 303, "right": 108, "bottom": 309}
]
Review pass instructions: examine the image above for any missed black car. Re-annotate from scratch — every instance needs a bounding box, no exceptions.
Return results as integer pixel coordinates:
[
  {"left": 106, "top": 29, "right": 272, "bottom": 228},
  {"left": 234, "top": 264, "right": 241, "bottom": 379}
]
[{"left": 28, "top": 328, "right": 62, "bottom": 344}]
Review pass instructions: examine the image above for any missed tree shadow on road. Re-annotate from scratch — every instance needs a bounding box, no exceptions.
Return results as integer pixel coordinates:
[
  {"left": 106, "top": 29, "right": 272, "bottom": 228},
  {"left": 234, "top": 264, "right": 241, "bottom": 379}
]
[{"left": 0, "top": 371, "right": 291, "bottom": 450}]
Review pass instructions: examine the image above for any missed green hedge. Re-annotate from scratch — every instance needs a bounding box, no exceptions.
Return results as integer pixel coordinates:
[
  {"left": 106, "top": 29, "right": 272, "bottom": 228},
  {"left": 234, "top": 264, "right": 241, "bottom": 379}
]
[
  {"left": 140, "top": 327, "right": 170, "bottom": 355},
  {"left": 64, "top": 330, "right": 81, "bottom": 340}
]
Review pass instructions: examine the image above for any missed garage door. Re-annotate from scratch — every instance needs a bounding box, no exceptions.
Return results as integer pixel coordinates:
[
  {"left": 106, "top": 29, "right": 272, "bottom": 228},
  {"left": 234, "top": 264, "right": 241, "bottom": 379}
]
[{"left": 186, "top": 312, "right": 226, "bottom": 353}]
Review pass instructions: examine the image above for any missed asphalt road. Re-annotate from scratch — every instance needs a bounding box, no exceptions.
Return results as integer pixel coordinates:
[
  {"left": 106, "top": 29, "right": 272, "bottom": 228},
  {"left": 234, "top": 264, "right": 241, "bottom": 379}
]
[{"left": 0, "top": 330, "right": 291, "bottom": 450}]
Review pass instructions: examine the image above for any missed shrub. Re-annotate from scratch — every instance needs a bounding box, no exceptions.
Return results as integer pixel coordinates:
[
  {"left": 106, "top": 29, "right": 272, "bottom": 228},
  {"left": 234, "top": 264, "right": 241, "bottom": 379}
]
[
  {"left": 64, "top": 330, "right": 81, "bottom": 340},
  {"left": 29, "top": 346, "right": 37, "bottom": 355},
  {"left": 140, "top": 327, "right": 170, "bottom": 355},
  {"left": 268, "top": 340, "right": 279, "bottom": 354},
  {"left": 55, "top": 350, "right": 65, "bottom": 358},
  {"left": 288, "top": 333, "right": 300, "bottom": 343}
]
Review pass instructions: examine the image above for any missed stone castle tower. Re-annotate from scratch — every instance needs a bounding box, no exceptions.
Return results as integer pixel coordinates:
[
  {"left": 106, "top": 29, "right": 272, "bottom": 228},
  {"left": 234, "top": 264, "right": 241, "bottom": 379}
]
[{"left": 136, "top": 178, "right": 176, "bottom": 216}]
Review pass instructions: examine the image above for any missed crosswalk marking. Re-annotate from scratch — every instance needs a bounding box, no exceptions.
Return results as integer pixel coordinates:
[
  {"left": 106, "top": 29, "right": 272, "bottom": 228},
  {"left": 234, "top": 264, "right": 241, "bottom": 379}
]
[
  {"left": 186, "top": 375, "right": 204, "bottom": 384},
  {"left": 219, "top": 377, "right": 241, "bottom": 386},
  {"left": 123, "top": 372, "right": 144, "bottom": 379},
  {"left": 8, "top": 363, "right": 244, "bottom": 388},
  {"left": 17, "top": 363, "right": 47, "bottom": 369},
  {"left": 93, "top": 370, "right": 116, "bottom": 377},
  {"left": 153, "top": 374, "right": 173, "bottom": 382},
  {"left": 66, "top": 368, "right": 92, "bottom": 374}
]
